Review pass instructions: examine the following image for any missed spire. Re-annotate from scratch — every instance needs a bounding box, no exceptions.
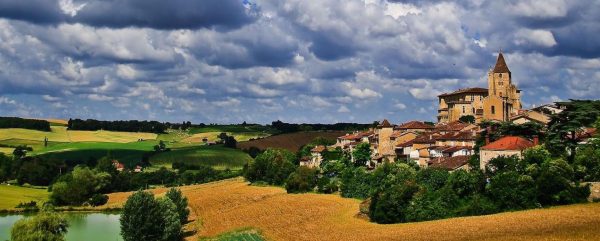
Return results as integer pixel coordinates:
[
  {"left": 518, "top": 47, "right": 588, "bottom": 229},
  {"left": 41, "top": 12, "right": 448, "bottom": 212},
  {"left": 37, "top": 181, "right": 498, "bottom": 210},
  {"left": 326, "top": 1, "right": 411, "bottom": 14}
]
[
  {"left": 493, "top": 52, "right": 510, "bottom": 73},
  {"left": 378, "top": 119, "right": 393, "bottom": 128}
]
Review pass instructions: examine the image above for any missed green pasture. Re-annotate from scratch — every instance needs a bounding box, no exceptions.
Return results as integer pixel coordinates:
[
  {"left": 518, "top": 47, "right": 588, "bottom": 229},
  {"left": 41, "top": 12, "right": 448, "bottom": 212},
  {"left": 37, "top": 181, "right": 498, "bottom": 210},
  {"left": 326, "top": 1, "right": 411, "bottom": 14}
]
[
  {"left": 0, "top": 185, "right": 49, "bottom": 210},
  {"left": 150, "top": 145, "right": 252, "bottom": 170}
]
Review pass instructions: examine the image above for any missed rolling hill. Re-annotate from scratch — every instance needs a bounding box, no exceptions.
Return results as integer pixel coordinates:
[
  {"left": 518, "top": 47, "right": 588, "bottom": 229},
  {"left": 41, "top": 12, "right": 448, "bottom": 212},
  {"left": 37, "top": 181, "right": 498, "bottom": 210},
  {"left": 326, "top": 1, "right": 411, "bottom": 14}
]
[{"left": 102, "top": 178, "right": 600, "bottom": 241}]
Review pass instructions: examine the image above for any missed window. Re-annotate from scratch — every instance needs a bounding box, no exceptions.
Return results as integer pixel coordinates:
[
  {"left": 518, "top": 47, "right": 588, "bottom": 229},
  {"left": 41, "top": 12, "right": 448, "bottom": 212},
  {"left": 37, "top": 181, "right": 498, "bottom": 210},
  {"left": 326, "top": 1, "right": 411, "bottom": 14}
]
[
  {"left": 491, "top": 106, "right": 496, "bottom": 114},
  {"left": 462, "top": 106, "right": 465, "bottom": 113},
  {"left": 479, "top": 96, "right": 482, "bottom": 101},
  {"left": 498, "top": 81, "right": 503, "bottom": 86},
  {"left": 499, "top": 73, "right": 503, "bottom": 78},
  {"left": 472, "top": 107, "right": 475, "bottom": 113},
  {"left": 499, "top": 92, "right": 503, "bottom": 97}
]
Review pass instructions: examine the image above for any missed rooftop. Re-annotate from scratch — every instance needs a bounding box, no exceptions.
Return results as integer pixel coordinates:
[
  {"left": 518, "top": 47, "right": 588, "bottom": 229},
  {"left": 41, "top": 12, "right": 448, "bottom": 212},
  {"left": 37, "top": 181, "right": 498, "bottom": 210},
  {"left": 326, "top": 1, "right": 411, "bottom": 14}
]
[
  {"left": 428, "top": 155, "right": 471, "bottom": 170},
  {"left": 397, "top": 121, "right": 435, "bottom": 130},
  {"left": 493, "top": 52, "right": 511, "bottom": 73},
  {"left": 481, "top": 136, "right": 535, "bottom": 151},
  {"left": 438, "top": 87, "right": 488, "bottom": 97}
]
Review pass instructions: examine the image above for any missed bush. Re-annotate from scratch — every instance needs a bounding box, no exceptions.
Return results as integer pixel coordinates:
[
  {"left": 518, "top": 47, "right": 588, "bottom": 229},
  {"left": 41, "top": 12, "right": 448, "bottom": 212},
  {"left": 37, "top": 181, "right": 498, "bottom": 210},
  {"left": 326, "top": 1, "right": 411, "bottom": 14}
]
[
  {"left": 369, "top": 181, "right": 419, "bottom": 224},
  {"left": 120, "top": 190, "right": 182, "bottom": 241},
  {"left": 285, "top": 166, "right": 318, "bottom": 193},
  {"left": 89, "top": 194, "right": 109, "bottom": 207},
  {"left": 340, "top": 166, "right": 372, "bottom": 199},
  {"left": 487, "top": 171, "right": 538, "bottom": 211}
]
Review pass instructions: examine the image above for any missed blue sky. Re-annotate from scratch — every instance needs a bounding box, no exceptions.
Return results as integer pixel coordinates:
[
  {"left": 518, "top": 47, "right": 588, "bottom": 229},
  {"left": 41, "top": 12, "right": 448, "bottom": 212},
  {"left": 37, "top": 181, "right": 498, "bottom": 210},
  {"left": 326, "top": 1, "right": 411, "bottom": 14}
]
[{"left": 0, "top": 0, "right": 598, "bottom": 124}]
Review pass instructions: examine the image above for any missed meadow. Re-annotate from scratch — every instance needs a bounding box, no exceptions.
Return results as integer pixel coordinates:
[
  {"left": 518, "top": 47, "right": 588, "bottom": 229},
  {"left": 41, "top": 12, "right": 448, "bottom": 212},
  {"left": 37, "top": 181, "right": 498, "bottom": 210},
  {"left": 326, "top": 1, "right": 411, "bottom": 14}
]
[
  {"left": 150, "top": 145, "right": 252, "bottom": 170},
  {"left": 0, "top": 185, "right": 49, "bottom": 210},
  {"left": 102, "top": 178, "right": 600, "bottom": 241}
]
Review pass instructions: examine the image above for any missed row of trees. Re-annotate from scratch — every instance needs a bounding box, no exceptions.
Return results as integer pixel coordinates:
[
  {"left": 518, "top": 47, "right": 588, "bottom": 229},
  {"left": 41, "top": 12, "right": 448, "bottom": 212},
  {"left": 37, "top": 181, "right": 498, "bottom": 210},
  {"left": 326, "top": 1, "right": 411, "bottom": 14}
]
[
  {"left": 0, "top": 117, "right": 51, "bottom": 131},
  {"left": 270, "top": 120, "right": 372, "bottom": 134},
  {"left": 67, "top": 119, "right": 169, "bottom": 133}
]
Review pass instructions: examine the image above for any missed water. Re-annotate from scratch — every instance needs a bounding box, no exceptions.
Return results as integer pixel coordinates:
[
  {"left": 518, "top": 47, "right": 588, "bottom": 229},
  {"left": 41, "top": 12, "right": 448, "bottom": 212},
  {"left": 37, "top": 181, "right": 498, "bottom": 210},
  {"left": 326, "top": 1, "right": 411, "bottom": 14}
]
[{"left": 0, "top": 213, "right": 123, "bottom": 241}]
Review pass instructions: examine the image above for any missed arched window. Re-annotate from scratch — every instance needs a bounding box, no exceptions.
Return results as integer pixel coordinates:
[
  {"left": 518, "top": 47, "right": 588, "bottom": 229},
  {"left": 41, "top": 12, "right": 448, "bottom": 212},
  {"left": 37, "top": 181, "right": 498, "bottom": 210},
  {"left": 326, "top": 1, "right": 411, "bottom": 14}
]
[
  {"left": 499, "top": 92, "right": 503, "bottom": 97},
  {"left": 491, "top": 106, "right": 496, "bottom": 114},
  {"left": 472, "top": 107, "right": 475, "bottom": 113},
  {"left": 499, "top": 73, "right": 503, "bottom": 78}
]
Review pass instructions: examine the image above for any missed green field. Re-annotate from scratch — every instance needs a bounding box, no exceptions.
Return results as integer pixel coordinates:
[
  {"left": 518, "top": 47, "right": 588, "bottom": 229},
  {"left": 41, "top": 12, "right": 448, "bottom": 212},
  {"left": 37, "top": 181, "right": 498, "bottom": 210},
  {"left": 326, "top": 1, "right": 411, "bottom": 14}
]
[
  {"left": 189, "top": 125, "right": 275, "bottom": 135},
  {"left": 150, "top": 145, "right": 252, "bottom": 170},
  {"left": 33, "top": 141, "right": 158, "bottom": 167},
  {"left": 200, "top": 229, "right": 265, "bottom": 241},
  {"left": 0, "top": 185, "right": 49, "bottom": 210}
]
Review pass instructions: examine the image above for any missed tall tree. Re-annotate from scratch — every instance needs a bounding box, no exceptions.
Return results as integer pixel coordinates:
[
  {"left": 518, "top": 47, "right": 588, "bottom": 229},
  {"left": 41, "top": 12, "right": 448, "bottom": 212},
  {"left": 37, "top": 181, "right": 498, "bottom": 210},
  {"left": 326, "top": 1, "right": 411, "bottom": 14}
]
[
  {"left": 546, "top": 100, "right": 600, "bottom": 161},
  {"left": 352, "top": 142, "right": 371, "bottom": 167},
  {"left": 165, "top": 188, "right": 190, "bottom": 224}
]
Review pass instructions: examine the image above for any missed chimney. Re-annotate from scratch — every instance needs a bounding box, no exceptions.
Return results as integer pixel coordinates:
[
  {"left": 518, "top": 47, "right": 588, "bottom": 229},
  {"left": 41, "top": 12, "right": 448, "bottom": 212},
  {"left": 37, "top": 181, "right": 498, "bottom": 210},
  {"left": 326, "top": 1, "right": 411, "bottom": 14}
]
[{"left": 533, "top": 135, "right": 539, "bottom": 146}]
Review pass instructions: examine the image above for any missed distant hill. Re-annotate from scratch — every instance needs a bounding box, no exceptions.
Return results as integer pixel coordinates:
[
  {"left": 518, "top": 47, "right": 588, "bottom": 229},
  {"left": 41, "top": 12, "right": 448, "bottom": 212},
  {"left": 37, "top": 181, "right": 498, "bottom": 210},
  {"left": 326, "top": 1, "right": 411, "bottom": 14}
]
[{"left": 237, "top": 131, "right": 345, "bottom": 152}]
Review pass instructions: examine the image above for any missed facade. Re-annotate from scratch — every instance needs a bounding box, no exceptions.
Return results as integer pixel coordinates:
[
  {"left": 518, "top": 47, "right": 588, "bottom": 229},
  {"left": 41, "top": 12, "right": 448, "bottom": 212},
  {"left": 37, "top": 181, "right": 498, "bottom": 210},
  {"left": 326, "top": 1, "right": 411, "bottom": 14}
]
[
  {"left": 300, "top": 145, "right": 326, "bottom": 168},
  {"left": 438, "top": 53, "right": 522, "bottom": 123}
]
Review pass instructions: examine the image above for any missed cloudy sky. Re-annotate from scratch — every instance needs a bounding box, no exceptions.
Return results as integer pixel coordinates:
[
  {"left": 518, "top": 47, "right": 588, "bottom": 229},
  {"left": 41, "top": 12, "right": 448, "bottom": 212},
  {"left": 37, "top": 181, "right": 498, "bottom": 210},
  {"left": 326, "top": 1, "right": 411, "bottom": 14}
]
[{"left": 0, "top": 0, "right": 598, "bottom": 124}]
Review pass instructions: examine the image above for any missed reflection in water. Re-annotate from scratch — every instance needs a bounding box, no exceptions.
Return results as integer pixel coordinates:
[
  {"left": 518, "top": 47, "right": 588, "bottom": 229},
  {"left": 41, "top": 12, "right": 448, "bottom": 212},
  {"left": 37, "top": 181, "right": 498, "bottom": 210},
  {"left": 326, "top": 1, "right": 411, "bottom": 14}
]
[{"left": 0, "top": 213, "right": 123, "bottom": 241}]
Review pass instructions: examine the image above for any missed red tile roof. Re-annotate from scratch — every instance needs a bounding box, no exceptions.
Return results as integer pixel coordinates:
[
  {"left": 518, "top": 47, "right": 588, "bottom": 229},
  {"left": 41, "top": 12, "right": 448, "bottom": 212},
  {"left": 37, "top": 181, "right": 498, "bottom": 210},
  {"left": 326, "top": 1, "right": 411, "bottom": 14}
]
[
  {"left": 339, "top": 131, "right": 373, "bottom": 140},
  {"left": 428, "top": 155, "right": 471, "bottom": 170},
  {"left": 379, "top": 119, "right": 393, "bottom": 128},
  {"left": 412, "top": 132, "right": 440, "bottom": 144},
  {"left": 435, "top": 121, "right": 472, "bottom": 132},
  {"left": 397, "top": 121, "right": 435, "bottom": 130},
  {"left": 481, "top": 136, "right": 535, "bottom": 151},
  {"left": 437, "top": 131, "right": 477, "bottom": 141}
]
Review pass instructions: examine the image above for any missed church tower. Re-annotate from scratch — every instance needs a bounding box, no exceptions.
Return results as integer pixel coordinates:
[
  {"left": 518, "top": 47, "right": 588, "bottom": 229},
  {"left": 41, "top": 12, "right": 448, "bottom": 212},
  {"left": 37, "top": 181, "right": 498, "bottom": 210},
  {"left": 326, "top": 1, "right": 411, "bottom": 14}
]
[
  {"left": 485, "top": 52, "right": 522, "bottom": 121},
  {"left": 488, "top": 52, "right": 511, "bottom": 98}
]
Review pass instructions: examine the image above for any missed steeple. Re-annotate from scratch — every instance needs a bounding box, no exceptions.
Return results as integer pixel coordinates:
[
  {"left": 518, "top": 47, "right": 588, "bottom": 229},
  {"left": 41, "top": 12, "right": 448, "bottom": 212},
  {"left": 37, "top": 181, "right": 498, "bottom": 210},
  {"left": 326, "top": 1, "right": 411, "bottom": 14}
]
[{"left": 493, "top": 52, "right": 510, "bottom": 73}]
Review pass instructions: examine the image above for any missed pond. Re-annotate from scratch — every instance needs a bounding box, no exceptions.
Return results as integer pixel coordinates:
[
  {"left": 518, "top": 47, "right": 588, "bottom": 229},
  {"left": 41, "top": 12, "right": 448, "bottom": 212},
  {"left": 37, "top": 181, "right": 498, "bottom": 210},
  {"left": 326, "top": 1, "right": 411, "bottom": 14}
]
[{"left": 0, "top": 213, "right": 123, "bottom": 241}]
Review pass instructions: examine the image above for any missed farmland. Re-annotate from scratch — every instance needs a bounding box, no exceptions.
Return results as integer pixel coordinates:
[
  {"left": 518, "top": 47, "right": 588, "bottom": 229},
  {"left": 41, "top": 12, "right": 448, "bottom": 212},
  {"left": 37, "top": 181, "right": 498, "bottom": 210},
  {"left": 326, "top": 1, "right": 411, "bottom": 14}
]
[
  {"left": 0, "top": 185, "right": 49, "bottom": 210},
  {"left": 237, "top": 131, "right": 346, "bottom": 152},
  {"left": 102, "top": 178, "right": 600, "bottom": 241},
  {"left": 0, "top": 126, "right": 157, "bottom": 143},
  {"left": 149, "top": 145, "right": 252, "bottom": 170}
]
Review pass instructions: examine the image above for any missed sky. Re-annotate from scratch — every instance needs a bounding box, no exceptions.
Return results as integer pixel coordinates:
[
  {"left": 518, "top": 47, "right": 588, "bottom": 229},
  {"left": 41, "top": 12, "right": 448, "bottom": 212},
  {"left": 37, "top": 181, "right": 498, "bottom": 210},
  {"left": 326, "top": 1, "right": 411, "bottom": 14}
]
[{"left": 0, "top": 0, "right": 598, "bottom": 124}]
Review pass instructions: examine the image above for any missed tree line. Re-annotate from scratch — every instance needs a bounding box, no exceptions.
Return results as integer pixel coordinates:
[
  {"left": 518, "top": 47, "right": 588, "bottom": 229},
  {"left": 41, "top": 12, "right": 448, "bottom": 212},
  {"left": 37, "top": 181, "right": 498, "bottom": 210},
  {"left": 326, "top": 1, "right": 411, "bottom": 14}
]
[
  {"left": 0, "top": 117, "right": 51, "bottom": 131},
  {"left": 270, "top": 120, "right": 372, "bottom": 134}
]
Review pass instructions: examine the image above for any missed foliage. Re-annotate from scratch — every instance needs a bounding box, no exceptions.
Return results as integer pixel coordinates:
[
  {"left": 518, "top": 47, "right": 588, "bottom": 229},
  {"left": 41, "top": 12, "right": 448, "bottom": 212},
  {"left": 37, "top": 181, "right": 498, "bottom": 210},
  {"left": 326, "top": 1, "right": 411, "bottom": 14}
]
[
  {"left": 50, "top": 166, "right": 111, "bottom": 205},
  {"left": 270, "top": 120, "right": 371, "bottom": 134},
  {"left": 89, "top": 194, "right": 109, "bottom": 206},
  {"left": 546, "top": 100, "right": 600, "bottom": 160},
  {"left": 11, "top": 211, "right": 69, "bottom": 241},
  {"left": 165, "top": 188, "right": 190, "bottom": 224},
  {"left": 459, "top": 115, "right": 475, "bottom": 124},
  {"left": 352, "top": 142, "right": 371, "bottom": 167},
  {"left": 340, "top": 166, "right": 372, "bottom": 199},
  {"left": 535, "top": 159, "right": 589, "bottom": 205},
  {"left": 416, "top": 168, "right": 449, "bottom": 191},
  {"left": 68, "top": 118, "right": 167, "bottom": 133},
  {"left": 218, "top": 133, "right": 238, "bottom": 148},
  {"left": 285, "top": 166, "right": 318, "bottom": 193},
  {"left": 487, "top": 171, "right": 538, "bottom": 210},
  {"left": 574, "top": 139, "right": 600, "bottom": 181},
  {"left": 369, "top": 180, "right": 419, "bottom": 223},
  {"left": 244, "top": 148, "right": 296, "bottom": 185},
  {"left": 0, "top": 117, "right": 51, "bottom": 131},
  {"left": 120, "top": 190, "right": 183, "bottom": 241},
  {"left": 15, "top": 156, "right": 65, "bottom": 186}
]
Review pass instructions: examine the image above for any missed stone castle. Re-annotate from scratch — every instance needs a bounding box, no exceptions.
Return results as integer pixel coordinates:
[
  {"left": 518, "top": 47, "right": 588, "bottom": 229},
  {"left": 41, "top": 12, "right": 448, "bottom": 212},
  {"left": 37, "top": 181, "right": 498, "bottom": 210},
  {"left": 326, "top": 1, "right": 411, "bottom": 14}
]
[{"left": 437, "top": 53, "right": 522, "bottom": 123}]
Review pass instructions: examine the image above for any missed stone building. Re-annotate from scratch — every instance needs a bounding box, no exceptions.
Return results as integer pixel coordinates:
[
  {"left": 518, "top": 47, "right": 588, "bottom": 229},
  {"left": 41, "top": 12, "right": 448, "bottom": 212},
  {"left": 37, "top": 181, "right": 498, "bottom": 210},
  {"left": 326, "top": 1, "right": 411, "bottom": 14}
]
[
  {"left": 438, "top": 53, "right": 522, "bottom": 123},
  {"left": 479, "top": 136, "right": 538, "bottom": 170}
]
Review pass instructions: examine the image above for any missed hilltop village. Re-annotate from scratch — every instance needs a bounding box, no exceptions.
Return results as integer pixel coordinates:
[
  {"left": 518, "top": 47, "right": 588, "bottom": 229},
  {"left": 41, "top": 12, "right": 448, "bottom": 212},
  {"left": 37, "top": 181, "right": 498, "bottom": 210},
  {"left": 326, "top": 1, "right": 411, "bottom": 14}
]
[{"left": 301, "top": 53, "right": 596, "bottom": 171}]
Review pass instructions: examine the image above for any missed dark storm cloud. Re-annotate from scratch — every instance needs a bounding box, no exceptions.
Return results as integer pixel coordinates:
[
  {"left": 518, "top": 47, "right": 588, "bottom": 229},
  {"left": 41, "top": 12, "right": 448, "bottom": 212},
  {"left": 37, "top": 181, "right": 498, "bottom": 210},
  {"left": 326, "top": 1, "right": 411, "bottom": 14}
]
[{"left": 0, "top": 0, "right": 257, "bottom": 30}]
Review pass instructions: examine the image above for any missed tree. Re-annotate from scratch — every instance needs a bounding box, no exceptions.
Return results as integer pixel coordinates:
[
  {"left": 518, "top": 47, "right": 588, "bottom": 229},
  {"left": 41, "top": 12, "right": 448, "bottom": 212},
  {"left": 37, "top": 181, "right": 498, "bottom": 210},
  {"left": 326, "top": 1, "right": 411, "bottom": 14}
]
[
  {"left": 459, "top": 115, "right": 476, "bottom": 124},
  {"left": 546, "top": 100, "right": 600, "bottom": 161},
  {"left": 244, "top": 148, "right": 296, "bottom": 185},
  {"left": 165, "top": 188, "right": 190, "bottom": 224},
  {"left": 369, "top": 180, "right": 419, "bottom": 223},
  {"left": 11, "top": 211, "right": 69, "bottom": 241},
  {"left": 157, "top": 197, "right": 182, "bottom": 241},
  {"left": 13, "top": 145, "right": 28, "bottom": 159},
  {"left": 340, "top": 166, "right": 372, "bottom": 199},
  {"left": 285, "top": 166, "right": 318, "bottom": 193},
  {"left": 120, "top": 191, "right": 171, "bottom": 241},
  {"left": 0, "top": 153, "right": 12, "bottom": 182},
  {"left": 535, "top": 159, "right": 589, "bottom": 205},
  {"left": 50, "top": 166, "right": 111, "bottom": 205},
  {"left": 487, "top": 171, "right": 538, "bottom": 211},
  {"left": 352, "top": 142, "right": 371, "bottom": 166}
]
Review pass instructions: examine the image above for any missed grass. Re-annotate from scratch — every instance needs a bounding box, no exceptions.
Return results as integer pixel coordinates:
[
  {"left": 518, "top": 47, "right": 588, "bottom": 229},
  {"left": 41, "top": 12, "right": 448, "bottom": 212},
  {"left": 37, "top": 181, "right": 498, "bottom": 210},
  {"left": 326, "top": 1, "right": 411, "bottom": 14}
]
[
  {"left": 32, "top": 141, "right": 158, "bottom": 166},
  {"left": 150, "top": 145, "right": 252, "bottom": 170},
  {"left": 0, "top": 185, "right": 49, "bottom": 210},
  {"left": 237, "top": 131, "right": 346, "bottom": 152},
  {"left": 189, "top": 125, "right": 274, "bottom": 135},
  {"left": 0, "top": 126, "right": 157, "bottom": 143},
  {"left": 102, "top": 178, "right": 600, "bottom": 241},
  {"left": 199, "top": 228, "right": 264, "bottom": 241}
]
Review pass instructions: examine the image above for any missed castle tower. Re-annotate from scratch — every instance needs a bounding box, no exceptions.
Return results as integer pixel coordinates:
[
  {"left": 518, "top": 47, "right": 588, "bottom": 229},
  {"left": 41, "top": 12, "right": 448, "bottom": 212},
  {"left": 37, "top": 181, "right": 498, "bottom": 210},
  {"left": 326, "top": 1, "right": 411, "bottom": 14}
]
[{"left": 377, "top": 119, "right": 394, "bottom": 158}]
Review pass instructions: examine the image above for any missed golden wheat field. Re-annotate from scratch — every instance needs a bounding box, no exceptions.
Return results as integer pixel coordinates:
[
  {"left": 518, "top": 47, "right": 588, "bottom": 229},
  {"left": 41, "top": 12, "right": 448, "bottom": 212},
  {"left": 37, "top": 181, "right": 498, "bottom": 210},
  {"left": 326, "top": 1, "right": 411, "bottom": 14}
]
[
  {"left": 0, "top": 126, "right": 157, "bottom": 143},
  {"left": 103, "top": 178, "right": 600, "bottom": 241}
]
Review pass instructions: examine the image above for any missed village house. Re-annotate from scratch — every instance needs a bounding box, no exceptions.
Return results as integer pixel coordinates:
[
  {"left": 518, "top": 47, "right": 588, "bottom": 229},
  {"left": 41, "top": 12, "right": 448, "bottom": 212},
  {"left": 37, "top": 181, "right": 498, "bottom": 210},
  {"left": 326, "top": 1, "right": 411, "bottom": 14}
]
[
  {"left": 428, "top": 155, "right": 471, "bottom": 172},
  {"left": 480, "top": 135, "right": 538, "bottom": 170},
  {"left": 438, "top": 53, "right": 522, "bottom": 123},
  {"left": 300, "top": 145, "right": 327, "bottom": 168},
  {"left": 112, "top": 160, "right": 125, "bottom": 172}
]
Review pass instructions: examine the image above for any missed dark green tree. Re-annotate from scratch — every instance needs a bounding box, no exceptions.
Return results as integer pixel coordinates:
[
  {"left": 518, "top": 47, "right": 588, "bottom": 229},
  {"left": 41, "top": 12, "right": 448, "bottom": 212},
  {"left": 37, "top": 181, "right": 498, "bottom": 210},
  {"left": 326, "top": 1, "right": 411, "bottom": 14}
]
[
  {"left": 120, "top": 191, "right": 169, "bottom": 241},
  {"left": 285, "top": 166, "right": 318, "bottom": 193},
  {"left": 11, "top": 210, "right": 69, "bottom": 241},
  {"left": 352, "top": 142, "right": 371, "bottom": 166},
  {"left": 244, "top": 148, "right": 296, "bottom": 185},
  {"left": 459, "top": 115, "right": 476, "bottom": 124},
  {"left": 165, "top": 188, "right": 190, "bottom": 224},
  {"left": 546, "top": 100, "right": 600, "bottom": 161}
]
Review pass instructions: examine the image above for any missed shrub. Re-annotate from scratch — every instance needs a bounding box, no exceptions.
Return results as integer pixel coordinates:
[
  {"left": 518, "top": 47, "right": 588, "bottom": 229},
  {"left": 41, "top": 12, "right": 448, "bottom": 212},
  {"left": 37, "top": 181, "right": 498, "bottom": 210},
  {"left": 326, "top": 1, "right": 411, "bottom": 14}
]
[
  {"left": 285, "top": 166, "right": 318, "bottom": 193},
  {"left": 89, "top": 194, "right": 109, "bottom": 207},
  {"left": 165, "top": 188, "right": 190, "bottom": 224}
]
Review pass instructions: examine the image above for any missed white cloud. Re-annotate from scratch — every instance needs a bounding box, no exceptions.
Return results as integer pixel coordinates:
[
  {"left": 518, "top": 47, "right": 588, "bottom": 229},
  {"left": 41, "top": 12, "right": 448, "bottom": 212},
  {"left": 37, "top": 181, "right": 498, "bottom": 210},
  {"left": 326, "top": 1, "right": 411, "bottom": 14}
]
[
  {"left": 515, "top": 29, "right": 557, "bottom": 47},
  {"left": 59, "top": 0, "right": 87, "bottom": 17},
  {"left": 337, "top": 105, "right": 351, "bottom": 113}
]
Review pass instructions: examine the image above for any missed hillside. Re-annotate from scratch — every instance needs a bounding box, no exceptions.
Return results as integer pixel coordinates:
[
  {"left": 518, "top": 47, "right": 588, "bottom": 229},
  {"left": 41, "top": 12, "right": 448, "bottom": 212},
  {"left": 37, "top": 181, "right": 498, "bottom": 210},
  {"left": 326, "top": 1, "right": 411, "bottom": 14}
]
[
  {"left": 103, "top": 178, "right": 600, "bottom": 241},
  {"left": 237, "top": 131, "right": 346, "bottom": 152},
  {"left": 150, "top": 145, "right": 253, "bottom": 170}
]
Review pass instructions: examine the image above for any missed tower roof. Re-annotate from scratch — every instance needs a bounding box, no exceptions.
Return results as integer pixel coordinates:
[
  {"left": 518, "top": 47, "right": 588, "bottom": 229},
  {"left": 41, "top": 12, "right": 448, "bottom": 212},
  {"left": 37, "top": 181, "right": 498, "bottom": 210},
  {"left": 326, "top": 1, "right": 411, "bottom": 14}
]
[
  {"left": 493, "top": 52, "right": 510, "bottom": 73},
  {"left": 378, "top": 119, "right": 393, "bottom": 128}
]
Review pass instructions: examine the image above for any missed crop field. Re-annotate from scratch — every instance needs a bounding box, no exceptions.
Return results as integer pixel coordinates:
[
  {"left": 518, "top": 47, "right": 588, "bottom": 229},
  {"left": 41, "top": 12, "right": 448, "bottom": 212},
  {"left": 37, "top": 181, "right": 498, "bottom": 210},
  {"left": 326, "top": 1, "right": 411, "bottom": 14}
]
[
  {"left": 150, "top": 146, "right": 252, "bottom": 170},
  {"left": 102, "top": 178, "right": 600, "bottom": 241},
  {"left": 0, "top": 185, "right": 49, "bottom": 210},
  {"left": 0, "top": 147, "right": 13, "bottom": 155},
  {"left": 0, "top": 126, "right": 157, "bottom": 143},
  {"left": 32, "top": 141, "right": 157, "bottom": 166},
  {"left": 237, "top": 131, "right": 346, "bottom": 152}
]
